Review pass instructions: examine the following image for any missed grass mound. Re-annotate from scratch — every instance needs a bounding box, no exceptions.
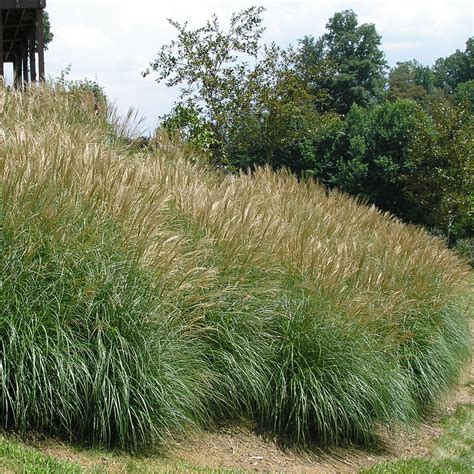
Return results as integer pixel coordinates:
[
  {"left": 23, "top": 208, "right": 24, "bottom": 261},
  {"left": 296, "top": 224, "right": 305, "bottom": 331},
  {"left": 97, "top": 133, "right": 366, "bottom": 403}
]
[{"left": 0, "top": 85, "right": 471, "bottom": 449}]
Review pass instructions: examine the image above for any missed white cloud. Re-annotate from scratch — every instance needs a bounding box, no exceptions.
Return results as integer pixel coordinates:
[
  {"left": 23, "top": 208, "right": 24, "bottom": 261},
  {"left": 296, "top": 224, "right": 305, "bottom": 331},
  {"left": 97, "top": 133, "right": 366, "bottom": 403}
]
[{"left": 54, "top": 25, "right": 112, "bottom": 50}]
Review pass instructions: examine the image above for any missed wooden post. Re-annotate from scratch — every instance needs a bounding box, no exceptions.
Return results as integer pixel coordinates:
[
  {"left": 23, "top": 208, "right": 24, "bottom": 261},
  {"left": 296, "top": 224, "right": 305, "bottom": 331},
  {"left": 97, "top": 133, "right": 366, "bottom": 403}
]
[
  {"left": 14, "top": 51, "right": 23, "bottom": 88},
  {"left": 36, "top": 7, "right": 45, "bottom": 81},
  {"left": 18, "top": 52, "right": 23, "bottom": 87},
  {"left": 29, "top": 28, "right": 36, "bottom": 82},
  {"left": 0, "top": 9, "right": 4, "bottom": 80},
  {"left": 22, "top": 41, "right": 29, "bottom": 84}
]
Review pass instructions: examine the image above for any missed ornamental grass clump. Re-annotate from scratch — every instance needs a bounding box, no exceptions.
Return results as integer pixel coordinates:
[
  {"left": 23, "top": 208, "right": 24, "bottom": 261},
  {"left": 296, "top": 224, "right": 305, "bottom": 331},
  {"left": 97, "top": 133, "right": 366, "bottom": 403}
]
[
  {"left": 0, "top": 86, "right": 211, "bottom": 449},
  {"left": 0, "top": 199, "right": 210, "bottom": 449},
  {"left": 0, "top": 84, "right": 471, "bottom": 449}
]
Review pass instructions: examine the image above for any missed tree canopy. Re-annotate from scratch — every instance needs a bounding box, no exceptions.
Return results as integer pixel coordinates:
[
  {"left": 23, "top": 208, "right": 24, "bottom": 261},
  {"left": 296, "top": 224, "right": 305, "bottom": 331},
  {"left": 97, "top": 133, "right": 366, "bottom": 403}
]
[
  {"left": 144, "top": 6, "right": 266, "bottom": 160},
  {"left": 44, "top": 10, "right": 54, "bottom": 49},
  {"left": 432, "top": 37, "right": 473, "bottom": 94},
  {"left": 297, "top": 10, "right": 387, "bottom": 113}
]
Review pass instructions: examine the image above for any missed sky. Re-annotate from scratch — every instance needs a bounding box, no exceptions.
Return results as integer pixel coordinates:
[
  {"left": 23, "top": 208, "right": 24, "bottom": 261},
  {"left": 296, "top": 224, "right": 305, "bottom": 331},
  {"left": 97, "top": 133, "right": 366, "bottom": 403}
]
[{"left": 14, "top": 0, "right": 474, "bottom": 133}]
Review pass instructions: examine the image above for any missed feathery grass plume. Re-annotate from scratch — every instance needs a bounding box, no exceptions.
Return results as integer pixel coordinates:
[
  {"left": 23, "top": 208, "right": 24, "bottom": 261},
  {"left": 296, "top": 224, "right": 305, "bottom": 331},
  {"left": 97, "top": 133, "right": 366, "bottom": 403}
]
[{"left": 0, "top": 83, "right": 471, "bottom": 448}]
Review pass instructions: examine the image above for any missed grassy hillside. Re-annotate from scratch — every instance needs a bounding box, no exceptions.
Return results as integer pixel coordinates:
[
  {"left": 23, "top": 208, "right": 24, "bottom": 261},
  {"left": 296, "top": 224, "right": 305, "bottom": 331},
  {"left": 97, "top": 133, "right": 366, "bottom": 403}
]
[{"left": 0, "top": 85, "right": 472, "bottom": 450}]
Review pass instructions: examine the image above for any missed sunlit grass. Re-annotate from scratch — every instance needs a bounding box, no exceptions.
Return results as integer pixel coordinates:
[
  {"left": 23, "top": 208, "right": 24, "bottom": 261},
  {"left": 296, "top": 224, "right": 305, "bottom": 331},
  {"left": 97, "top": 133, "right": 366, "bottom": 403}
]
[
  {"left": 0, "top": 434, "right": 82, "bottom": 473},
  {"left": 363, "top": 403, "right": 474, "bottom": 473}
]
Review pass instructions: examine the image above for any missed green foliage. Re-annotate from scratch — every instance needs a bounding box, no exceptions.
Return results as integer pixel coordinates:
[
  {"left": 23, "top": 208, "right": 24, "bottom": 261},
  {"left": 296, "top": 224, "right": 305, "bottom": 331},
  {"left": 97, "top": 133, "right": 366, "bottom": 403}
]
[
  {"left": 43, "top": 11, "right": 54, "bottom": 49},
  {"left": 433, "top": 37, "right": 473, "bottom": 94},
  {"left": 404, "top": 99, "right": 473, "bottom": 242},
  {"left": 146, "top": 7, "right": 472, "bottom": 246},
  {"left": 145, "top": 6, "right": 266, "bottom": 161},
  {"left": 323, "top": 10, "right": 387, "bottom": 112},
  {"left": 454, "top": 80, "right": 474, "bottom": 113},
  {"left": 294, "top": 35, "right": 331, "bottom": 111},
  {"left": 295, "top": 35, "right": 472, "bottom": 242},
  {"left": 55, "top": 65, "right": 107, "bottom": 105},
  {"left": 388, "top": 60, "right": 435, "bottom": 103},
  {"left": 308, "top": 97, "right": 473, "bottom": 243},
  {"left": 146, "top": 8, "right": 330, "bottom": 167},
  {"left": 224, "top": 44, "right": 321, "bottom": 171},
  {"left": 70, "top": 78, "right": 106, "bottom": 103},
  {"left": 297, "top": 10, "right": 387, "bottom": 113},
  {"left": 312, "top": 99, "right": 420, "bottom": 212},
  {"left": 161, "top": 104, "right": 218, "bottom": 154}
]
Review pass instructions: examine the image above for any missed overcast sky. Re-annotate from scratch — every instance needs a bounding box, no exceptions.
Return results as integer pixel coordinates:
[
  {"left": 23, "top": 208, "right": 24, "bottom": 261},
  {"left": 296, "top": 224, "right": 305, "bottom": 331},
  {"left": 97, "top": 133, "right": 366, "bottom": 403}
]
[{"left": 23, "top": 0, "right": 474, "bottom": 133}]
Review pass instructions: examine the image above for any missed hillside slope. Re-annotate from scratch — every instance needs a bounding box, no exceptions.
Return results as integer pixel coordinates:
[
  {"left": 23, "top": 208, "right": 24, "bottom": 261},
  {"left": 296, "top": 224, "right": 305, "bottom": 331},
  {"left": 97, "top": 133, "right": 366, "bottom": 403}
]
[{"left": 0, "top": 85, "right": 472, "bottom": 450}]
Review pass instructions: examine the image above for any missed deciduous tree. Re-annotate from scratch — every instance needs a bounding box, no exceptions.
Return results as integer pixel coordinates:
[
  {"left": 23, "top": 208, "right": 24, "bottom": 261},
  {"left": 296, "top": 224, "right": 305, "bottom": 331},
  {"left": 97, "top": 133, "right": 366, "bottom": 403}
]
[
  {"left": 388, "top": 60, "right": 435, "bottom": 103},
  {"left": 297, "top": 10, "right": 387, "bottom": 114},
  {"left": 145, "top": 6, "right": 266, "bottom": 162},
  {"left": 432, "top": 37, "right": 473, "bottom": 94}
]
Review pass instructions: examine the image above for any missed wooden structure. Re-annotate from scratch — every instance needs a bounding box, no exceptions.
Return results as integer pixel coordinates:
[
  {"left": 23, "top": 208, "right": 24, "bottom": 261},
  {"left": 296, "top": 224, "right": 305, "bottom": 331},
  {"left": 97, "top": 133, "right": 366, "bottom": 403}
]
[{"left": 0, "top": 0, "right": 46, "bottom": 86}]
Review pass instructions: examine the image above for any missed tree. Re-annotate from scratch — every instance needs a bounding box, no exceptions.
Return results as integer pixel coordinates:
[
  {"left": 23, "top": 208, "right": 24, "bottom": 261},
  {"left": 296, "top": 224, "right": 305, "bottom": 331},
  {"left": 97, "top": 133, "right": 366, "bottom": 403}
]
[
  {"left": 297, "top": 10, "right": 387, "bottom": 114},
  {"left": 43, "top": 10, "right": 54, "bottom": 49},
  {"left": 387, "top": 60, "right": 435, "bottom": 103},
  {"left": 312, "top": 99, "right": 421, "bottom": 214},
  {"left": 146, "top": 7, "right": 320, "bottom": 170},
  {"left": 144, "top": 6, "right": 266, "bottom": 162},
  {"left": 295, "top": 35, "right": 333, "bottom": 111},
  {"left": 224, "top": 43, "right": 322, "bottom": 172},
  {"left": 454, "top": 79, "right": 474, "bottom": 113},
  {"left": 404, "top": 99, "right": 473, "bottom": 242},
  {"left": 432, "top": 37, "right": 473, "bottom": 95}
]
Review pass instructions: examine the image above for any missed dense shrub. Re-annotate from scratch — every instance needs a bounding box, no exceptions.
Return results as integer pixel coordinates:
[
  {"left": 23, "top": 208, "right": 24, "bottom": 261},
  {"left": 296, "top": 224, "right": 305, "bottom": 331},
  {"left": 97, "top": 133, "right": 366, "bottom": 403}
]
[
  {"left": 404, "top": 99, "right": 473, "bottom": 242},
  {"left": 311, "top": 100, "right": 420, "bottom": 207}
]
